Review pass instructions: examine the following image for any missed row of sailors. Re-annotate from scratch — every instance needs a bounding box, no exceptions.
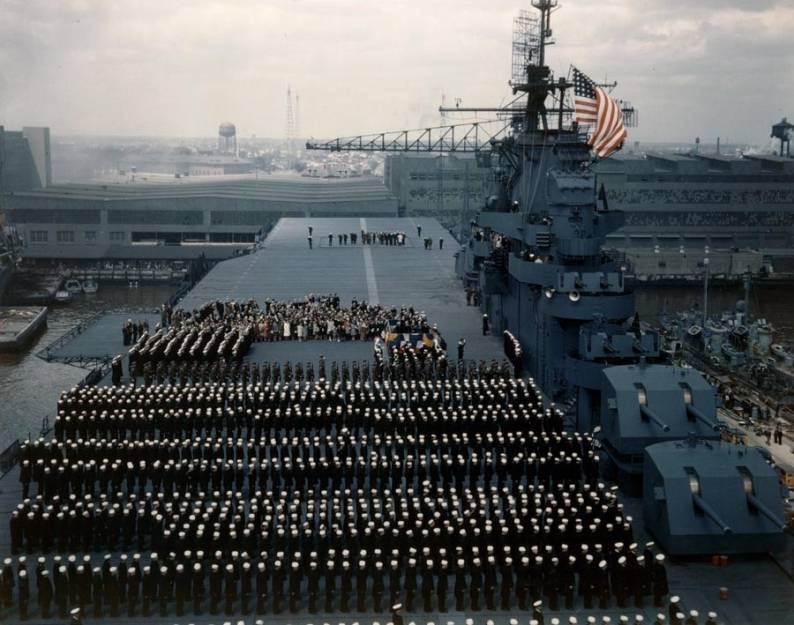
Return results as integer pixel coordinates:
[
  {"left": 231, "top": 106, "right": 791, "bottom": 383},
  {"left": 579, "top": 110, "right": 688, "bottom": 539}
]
[
  {"left": 55, "top": 387, "right": 562, "bottom": 428},
  {"left": 53, "top": 407, "right": 563, "bottom": 439},
  {"left": 56, "top": 378, "right": 549, "bottom": 420},
  {"left": 26, "top": 432, "right": 590, "bottom": 470},
  {"left": 19, "top": 449, "right": 597, "bottom": 504},
  {"left": 121, "top": 353, "right": 510, "bottom": 388},
  {"left": 0, "top": 540, "right": 670, "bottom": 619},
  {"left": 10, "top": 481, "right": 627, "bottom": 555},
  {"left": 118, "top": 356, "right": 392, "bottom": 391}
]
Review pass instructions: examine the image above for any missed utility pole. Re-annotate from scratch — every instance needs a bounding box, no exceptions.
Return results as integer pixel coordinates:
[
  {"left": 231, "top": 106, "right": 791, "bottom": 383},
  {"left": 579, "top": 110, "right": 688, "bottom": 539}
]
[{"left": 702, "top": 246, "right": 710, "bottom": 325}]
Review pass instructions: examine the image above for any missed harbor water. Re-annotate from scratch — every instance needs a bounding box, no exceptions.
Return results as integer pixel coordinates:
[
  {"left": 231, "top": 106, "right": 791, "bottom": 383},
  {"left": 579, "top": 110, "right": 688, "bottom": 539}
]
[
  {"left": 0, "top": 280, "right": 790, "bottom": 455},
  {"left": 0, "top": 284, "right": 174, "bottom": 453}
]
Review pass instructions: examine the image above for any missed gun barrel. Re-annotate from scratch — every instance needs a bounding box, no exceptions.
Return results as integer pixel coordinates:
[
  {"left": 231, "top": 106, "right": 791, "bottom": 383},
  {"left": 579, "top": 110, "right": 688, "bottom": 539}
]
[
  {"left": 693, "top": 494, "right": 732, "bottom": 534},
  {"left": 640, "top": 405, "right": 671, "bottom": 432},
  {"left": 747, "top": 493, "right": 787, "bottom": 531},
  {"left": 687, "top": 404, "right": 719, "bottom": 431}
]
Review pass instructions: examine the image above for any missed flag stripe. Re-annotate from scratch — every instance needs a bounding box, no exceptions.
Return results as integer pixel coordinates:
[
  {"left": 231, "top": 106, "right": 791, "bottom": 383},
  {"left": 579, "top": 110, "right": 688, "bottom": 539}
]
[{"left": 572, "top": 66, "right": 627, "bottom": 159}]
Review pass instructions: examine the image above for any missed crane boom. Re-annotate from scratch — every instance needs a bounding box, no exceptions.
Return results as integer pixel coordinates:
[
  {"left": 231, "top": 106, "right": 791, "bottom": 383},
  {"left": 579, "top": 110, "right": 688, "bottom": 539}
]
[{"left": 305, "top": 120, "right": 511, "bottom": 153}]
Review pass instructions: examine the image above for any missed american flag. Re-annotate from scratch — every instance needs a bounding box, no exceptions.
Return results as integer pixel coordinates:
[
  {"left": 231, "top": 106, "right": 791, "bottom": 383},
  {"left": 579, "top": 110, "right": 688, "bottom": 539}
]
[{"left": 572, "top": 66, "right": 627, "bottom": 159}]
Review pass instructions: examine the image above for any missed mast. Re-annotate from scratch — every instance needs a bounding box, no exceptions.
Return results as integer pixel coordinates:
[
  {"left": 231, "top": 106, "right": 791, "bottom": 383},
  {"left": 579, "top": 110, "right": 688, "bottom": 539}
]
[{"left": 510, "top": 0, "right": 559, "bottom": 132}]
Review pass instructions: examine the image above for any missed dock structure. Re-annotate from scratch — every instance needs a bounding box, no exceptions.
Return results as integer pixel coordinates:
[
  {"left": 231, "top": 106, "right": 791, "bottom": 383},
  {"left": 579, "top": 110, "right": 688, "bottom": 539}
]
[{"left": 0, "top": 217, "right": 792, "bottom": 625}]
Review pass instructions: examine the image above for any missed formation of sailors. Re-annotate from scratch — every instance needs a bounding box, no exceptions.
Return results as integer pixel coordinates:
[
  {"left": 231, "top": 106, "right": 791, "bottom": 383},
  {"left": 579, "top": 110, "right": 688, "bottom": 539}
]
[
  {"left": 0, "top": 368, "right": 682, "bottom": 620},
  {"left": 128, "top": 323, "right": 254, "bottom": 374},
  {"left": 123, "top": 300, "right": 451, "bottom": 386},
  {"left": 125, "top": 296, "right": 398, "bottom": 372},
  {"left": 0, "top": 544, "right": 679, "bottom": 619}
]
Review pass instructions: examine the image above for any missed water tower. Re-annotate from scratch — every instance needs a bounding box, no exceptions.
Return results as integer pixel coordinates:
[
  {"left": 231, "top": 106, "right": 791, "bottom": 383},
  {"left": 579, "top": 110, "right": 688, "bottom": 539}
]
[
  {"left": 218, "top": 122, "right": 237, "bottom": 155},
  {"left": 771, "top": 118, "right": 793, "bottom": 157}
]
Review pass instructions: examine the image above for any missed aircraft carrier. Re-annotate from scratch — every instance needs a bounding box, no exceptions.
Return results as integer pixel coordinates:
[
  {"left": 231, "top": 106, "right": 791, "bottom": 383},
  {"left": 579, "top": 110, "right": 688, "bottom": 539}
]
[
  {"left": 0, "top": 2, "right": 792, "bottom": 625},
  {"left": 0, "top": 214, "right": 789, "bottom": 624}
]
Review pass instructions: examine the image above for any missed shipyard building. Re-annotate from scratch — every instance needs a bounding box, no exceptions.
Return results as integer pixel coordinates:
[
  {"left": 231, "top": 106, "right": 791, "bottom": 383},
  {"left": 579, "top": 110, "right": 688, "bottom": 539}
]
[
  {"left": 0, "top": 126, "right": 51, "bottom": 192},
  {"left": 5, "top": 177, "right": 397, "bottom": 260},
  {"left": 384, "top": 151, "right": 794, "bottom": 257},
  {"left": 383, "top": 153, "right": 489, "bottom": 234}
]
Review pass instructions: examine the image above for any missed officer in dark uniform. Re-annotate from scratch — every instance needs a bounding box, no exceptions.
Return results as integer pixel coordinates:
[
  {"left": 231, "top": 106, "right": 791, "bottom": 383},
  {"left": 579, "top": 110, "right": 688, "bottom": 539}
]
[
  {"left": 653, "top": 554, "right": 669, "bottom": 608},
  {"left": 470, "top": 557, "right": 483, "bottom": 611},
  {"left": 255, "top": 561, "right": 268, "bottom": 615},
  {"left": 272, "top": 559, "right": 284, "bottom": 614},
  {"left": 39, "top": 568, "right": 54, "bottom": 619},
  {"left": 240, "top": 561, "right": 253, "bottom": 614},
  {"left": 436, "top": 559, "right": 449, "bottom": 612},
  {"left": 372, "top": 560, "right": 385, "bottom": 612},
  {"left": 128, "top": 565, "right": 140, "bottom": 617},
  {"left": 324, "top": 559, "right": 336, "bottom": 613},
  {"left": 55, "top": 565, "right": 70, "bottom": 618},
  {"left": 336, "top": 559, "right": 350, "bottom": 613},
  {"left": 0, "top": 557, "right": 13, "bottom": 609},
  {"left": 516, "top": 556, "right": 531, "bottom": 610},
  {"left": 356, "top": 558, "right": 368, "bottom": 612},
  {"left": 158, "top": 565, "right": 170, "bottom": 616},
  {"left": 224, "top": 563, "right": 237, "bottom": 615},
  {"left": 454, "top": 558, "right": 467, "bottom": 611},
  {"left": 484, "top": 555, "right": 498, "bottom": 610},
  {"left": 388, "top": 559, "right": 401, "bottom": 607},
  {"left": 111, "top": 356, "right": 123, "bottom": 386},
  {"left": 18, "top": 568, "right": 29, "bottom": 621},
  {"left": 175, "top": 563, "right": 188, "bottom": 616},
  {"left": 191, "top": 562, "right": 204, "bottom": 615},
  {"left": 288, "top": 560, "right": 301, "bottom": 613},
  {"left": 209, "top": 563, "right": 222, "bottom": 615},
  {"left": 500, "top": 556, "right": 514, "bottom": 610},
  {"left": 597, "top": 559, "right": 610, "bottom": 609},
  {"left": 307, "top": 561, "right": 320, "bottom": 613},
  {"left": 141, "top": 565, "right": 154, "bottom": 617},
  {"left": 403, "top": 557, "right": 417, "bottom": 611}
]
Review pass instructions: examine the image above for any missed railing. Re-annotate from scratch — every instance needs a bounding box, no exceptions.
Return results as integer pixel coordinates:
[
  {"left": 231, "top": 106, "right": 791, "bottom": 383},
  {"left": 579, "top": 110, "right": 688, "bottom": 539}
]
[
  {"left": 36, "top": 310, "right": 105, "bottom": 362},
  {"left": 0, "top": 440, "right": 20, "bottom": 477}
]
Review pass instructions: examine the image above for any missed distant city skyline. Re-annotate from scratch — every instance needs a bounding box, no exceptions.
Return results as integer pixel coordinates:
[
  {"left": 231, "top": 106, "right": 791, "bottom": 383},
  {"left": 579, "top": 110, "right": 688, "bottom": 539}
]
[{"left": 2, "top": 0, "right": 792, "bottom": 146}]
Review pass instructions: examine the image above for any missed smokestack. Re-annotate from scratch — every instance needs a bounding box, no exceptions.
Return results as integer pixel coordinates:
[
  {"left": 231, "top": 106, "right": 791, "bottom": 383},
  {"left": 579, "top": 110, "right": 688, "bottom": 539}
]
[
  {"left": 716, "top": 137, "right": 720, "bottom": 155},
  {"left": 695, "top": 137, "right": 700, "bottom": 154}
]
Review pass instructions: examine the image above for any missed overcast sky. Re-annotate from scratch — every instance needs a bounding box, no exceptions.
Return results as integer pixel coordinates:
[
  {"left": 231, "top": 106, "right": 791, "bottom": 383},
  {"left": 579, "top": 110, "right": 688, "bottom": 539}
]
[{"left": 1, "top": 0, "right": 792, "bottom": 145}]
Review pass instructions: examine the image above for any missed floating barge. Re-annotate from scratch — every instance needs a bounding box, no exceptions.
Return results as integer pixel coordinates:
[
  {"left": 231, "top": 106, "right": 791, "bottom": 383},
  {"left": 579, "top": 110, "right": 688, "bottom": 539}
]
[{"left": 0, "top": 306, "right": 48, "bottom": 352}]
